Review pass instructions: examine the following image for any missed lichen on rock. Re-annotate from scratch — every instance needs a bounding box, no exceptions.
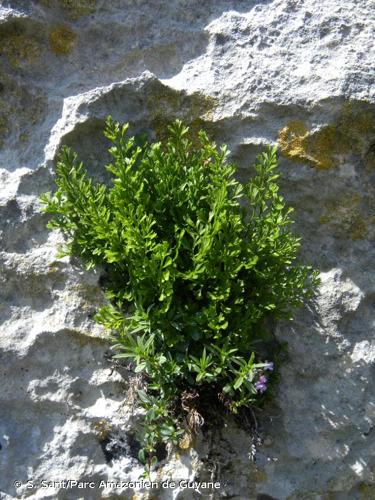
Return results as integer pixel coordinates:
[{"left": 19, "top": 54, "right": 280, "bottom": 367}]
[
  {"left": 49, "top": 25, "right": 77, "bottom": 55},
  {"left": 318, "top": 192, "right": 371, "bottom": 241},
  {"left": 278, "top": 101, "right": 375, "bottom": 169},
  {"left": 59, "top": 0, "right": 97, "bottom": 19},
  {"left": 148, "top": 88, "right": 217, "bottom": 142},
  {"left": 0, "top": 23, "right": 41, "bottom": 67},
  {"left": 40, "top": 0, "right": 97, "bottom": 19},
  {"left": 0, "top": 75, "right": 45, "bottom": 151}
]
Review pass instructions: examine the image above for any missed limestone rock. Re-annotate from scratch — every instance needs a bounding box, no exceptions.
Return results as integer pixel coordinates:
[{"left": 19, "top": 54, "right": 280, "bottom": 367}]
[{"left": 1, "top": 0, "right": 374, "bottom": 498}]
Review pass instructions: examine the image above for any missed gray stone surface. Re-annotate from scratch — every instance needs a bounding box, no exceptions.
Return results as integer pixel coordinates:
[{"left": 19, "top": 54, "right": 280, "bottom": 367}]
[{"left": 0, "top": 0, "right": 374, "bottom": 498}]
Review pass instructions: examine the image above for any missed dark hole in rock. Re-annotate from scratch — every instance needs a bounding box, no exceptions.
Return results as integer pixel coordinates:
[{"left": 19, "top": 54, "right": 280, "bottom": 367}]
[
  {"left": 127, "top": 433, "right": 167, "bottom": 463},
  {"left": 127, "top": 433, "right": 141, "bottom": 459},
  {"left": 154, "top": 442, "right": 168, "bottom": 462},
  {"left": 214, "top": 33, "right": 229, "bottom": 45},
  {"left": 257, "top": 495, "right": 280, "bottom": 500},
  {"left": 98, "top": 269, "right": 110, "bottom": 289},
  {"left": 99, "top": 433, "right": 128, "bottom": 465}
]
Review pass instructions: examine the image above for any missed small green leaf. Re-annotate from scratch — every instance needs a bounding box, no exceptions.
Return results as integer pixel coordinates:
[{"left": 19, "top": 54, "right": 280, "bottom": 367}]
[{"left": 137, "top": 390, "right": 150, "bottom": 404}]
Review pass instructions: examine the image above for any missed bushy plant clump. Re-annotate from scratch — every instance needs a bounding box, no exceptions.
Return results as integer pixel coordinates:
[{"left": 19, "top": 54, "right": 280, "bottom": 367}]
[{"left": 41, "top": 119, "right": 318, "bottom": 469}]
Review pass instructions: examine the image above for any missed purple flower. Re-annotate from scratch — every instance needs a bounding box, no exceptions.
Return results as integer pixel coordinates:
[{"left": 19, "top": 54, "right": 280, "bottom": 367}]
[
  {"left": 264, "top": 361, "right": 274, "bottom": 372},
  {"left": 255, "top": 375, "right": 268, "bottom": 393}
]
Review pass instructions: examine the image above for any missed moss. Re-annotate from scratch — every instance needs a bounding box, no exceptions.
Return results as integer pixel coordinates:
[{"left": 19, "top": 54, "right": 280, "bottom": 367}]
[
  {"left": 41, "top": 0, "right": 96, "bottom": 19},
  {"left": 59, "top": 0, "right": 96, "bottom": 19},
  {"left": 350, "top": 218, "right": 368, "bottom": 241},
  {"left": 0, "top": 75, "right": 45, "bottom": 149},
  {"left": 358, "top": 481, "right": 375, "bottom": 499},
  {"left": 278, "top": 101, "right": 375, "bottom": 169},
  {"left": 287, "top": 492, "right": 322, "bottom": 500},
  {"left": 49, "top": 26, "right": 77, "bottom": 55},
  {"left": 364, "top": 143, "right": 375, "bottom": 170},
  {"left": 147, "top": 87, "right": 217, "bottom": 142},
  {"left": 0, "top": 30, "right": 41, "bottom": 67},
  {"left": 19, "top": 132, "right": 29, "bottom": 142},
  {"left": 252, "top": 468, "right": 268, "bottom": 482},
  {"left": 0, "top": 115, "right": 9, "bottom": 146},
  {"left": 318, "top": 215, "right": 330, "bottom": 225}
]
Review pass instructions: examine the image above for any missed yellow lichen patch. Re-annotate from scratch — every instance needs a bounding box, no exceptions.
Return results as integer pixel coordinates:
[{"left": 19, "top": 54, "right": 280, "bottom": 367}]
[
  {"left": 278, "top": 121, "right": 341, "bottom": 169},
  {"left": 0, "top": 32, "right": 41, "bottom": 67},
  {"left": 278, "top": 120, "right": 309, "bottom": 161},
  {"left": 49, "top": 26, "right": 77, "bottom": 55},
  {"left": 278, "top": 101, "right": 375, "bottom": 169},
  {"left": 305, "top": 125, "right": 340, "bottom": 169}
]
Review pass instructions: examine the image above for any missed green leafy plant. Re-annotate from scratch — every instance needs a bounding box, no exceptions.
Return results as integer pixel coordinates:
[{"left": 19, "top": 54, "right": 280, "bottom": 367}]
[{"left": 41, "top": 118, "right": 319, "bottom": 471}]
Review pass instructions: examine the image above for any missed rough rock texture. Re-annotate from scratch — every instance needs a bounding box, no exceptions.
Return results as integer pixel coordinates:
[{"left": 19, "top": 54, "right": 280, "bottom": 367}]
[{"left": 1, "top": 0, "right": 374, "bottom": 499}]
